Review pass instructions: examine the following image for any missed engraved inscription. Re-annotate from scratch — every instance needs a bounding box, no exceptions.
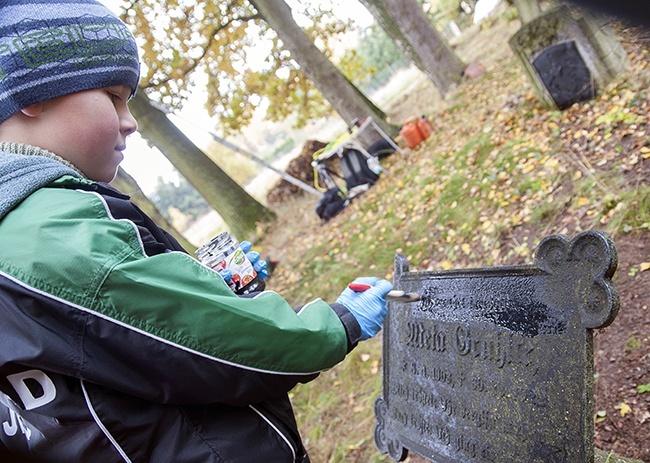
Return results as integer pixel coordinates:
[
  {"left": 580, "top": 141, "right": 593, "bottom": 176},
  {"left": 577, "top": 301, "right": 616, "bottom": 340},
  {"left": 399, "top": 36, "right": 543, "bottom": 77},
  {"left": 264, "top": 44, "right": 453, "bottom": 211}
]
[
  {"left": 401, "top": 320, "right": 535, "bottom": 370},
  {"left": 405, "top": 322, "right": 446, "bottom": 352},
  {"left": 399, "top": 360, "right": 454, "bottom": 386},
  {"left": 389, "top": 382, "right": 544, "bottom": 434},
  {"left": 452, "top": 325, "right": 535, "bottom": 369}
]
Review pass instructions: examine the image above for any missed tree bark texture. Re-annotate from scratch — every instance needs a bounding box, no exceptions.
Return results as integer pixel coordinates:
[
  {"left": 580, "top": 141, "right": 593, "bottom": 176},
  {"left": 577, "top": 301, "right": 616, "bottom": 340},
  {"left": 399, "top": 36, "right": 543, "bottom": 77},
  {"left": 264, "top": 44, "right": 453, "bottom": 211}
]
[
  {"left": 359, "top": 0, "right": 466, "bottom": 96},
  {"left": 111, "top": 167, "right": 197, "bottom": 252},
  {"left": 249, "top": 0, "right": 399, "bottom": 144},
  {"left": 129, "top": 91, "right": 275, "bottom": 240}
]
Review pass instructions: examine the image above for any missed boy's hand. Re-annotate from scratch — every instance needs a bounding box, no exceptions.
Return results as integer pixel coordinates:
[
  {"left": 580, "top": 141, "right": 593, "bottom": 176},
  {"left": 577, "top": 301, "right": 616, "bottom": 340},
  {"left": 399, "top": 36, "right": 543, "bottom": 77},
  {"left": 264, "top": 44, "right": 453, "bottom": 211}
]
[
  {"left": 239, "top": 241, "right": 268, "bottom": 279},
  {"left": 336, "top": 277, "right": 393, "bottom": 340}
]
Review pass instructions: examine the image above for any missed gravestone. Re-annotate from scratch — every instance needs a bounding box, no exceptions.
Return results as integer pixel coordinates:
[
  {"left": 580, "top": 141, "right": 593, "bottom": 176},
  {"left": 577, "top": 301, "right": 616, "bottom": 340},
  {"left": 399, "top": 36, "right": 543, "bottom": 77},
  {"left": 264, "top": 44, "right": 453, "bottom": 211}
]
[
  {"left": 509, "top": 6, "right": 628, "bottom": 109},
  {"left": 374, "top": 231, "right": 619, "bottom": 463}
]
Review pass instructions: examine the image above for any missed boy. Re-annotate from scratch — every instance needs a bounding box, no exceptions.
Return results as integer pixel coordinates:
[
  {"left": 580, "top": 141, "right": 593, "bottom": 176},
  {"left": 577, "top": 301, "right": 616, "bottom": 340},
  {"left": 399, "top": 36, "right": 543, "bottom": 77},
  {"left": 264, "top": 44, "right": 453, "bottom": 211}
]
[{"left": 0, "top": 1, "right": 392, "bottom": 461}]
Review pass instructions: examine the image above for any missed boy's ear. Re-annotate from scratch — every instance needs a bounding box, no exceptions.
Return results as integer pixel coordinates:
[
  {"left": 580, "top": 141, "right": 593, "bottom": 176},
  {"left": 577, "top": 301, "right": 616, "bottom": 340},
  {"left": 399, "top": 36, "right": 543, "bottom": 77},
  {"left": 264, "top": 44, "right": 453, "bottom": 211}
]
[{"left": 20, "top": 102, "right": 45, "bottom": 117}]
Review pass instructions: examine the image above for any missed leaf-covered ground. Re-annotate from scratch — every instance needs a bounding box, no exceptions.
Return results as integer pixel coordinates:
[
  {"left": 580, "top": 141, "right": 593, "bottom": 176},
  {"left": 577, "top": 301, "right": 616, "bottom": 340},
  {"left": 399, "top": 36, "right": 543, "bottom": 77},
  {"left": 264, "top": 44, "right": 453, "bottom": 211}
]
[{"left": 258, "top": 16, "right": 649, "bottom": 463}]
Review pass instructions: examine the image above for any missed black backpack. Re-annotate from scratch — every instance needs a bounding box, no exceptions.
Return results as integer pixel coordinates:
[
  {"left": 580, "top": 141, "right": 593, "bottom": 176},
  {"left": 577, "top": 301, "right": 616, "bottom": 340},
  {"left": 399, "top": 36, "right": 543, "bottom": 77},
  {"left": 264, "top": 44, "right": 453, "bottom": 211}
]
[
  {"left": 339, "top": 148, "right": 380, "bottom": 191},
  {"left": 315, "top": 187, "right": 348, "bottom": 221}
]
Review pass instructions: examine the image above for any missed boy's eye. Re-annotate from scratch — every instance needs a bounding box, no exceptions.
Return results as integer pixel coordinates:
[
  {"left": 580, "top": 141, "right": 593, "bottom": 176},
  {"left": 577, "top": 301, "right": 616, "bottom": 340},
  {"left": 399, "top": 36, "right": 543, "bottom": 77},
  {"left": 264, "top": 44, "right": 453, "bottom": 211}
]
[{"left": 105, "top": 86, "right": 130, "bottom": 104}]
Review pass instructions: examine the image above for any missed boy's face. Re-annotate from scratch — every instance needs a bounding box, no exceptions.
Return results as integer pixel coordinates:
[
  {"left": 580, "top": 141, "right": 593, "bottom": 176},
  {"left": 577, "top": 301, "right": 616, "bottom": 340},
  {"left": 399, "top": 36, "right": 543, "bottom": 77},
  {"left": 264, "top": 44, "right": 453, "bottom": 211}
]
[{"left": 37, "top": 85, "right": 137, "bottom": 183}]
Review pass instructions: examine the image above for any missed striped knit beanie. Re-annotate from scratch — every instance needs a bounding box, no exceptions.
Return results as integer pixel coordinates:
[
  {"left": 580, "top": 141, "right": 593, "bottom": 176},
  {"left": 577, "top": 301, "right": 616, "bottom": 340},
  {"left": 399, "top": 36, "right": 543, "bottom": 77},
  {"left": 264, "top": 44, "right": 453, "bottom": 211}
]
[{"left": 0, "top": 0, "right": 140, "bottom": 123}]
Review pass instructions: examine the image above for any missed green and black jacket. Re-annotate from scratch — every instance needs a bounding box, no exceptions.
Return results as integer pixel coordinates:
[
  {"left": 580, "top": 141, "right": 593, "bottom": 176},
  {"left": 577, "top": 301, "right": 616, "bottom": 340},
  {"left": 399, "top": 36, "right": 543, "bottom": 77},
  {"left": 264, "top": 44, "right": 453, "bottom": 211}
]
[{"left": 0, "top": 143, "right": 362, "bottom": 462}]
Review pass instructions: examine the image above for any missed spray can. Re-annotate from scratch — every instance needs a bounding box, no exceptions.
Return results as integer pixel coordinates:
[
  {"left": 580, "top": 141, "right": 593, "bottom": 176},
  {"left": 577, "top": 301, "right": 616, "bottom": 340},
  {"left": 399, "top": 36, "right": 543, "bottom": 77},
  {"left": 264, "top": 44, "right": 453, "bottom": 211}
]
[{"left": 196, "top": 232, "right": 265, "bottom": 295}]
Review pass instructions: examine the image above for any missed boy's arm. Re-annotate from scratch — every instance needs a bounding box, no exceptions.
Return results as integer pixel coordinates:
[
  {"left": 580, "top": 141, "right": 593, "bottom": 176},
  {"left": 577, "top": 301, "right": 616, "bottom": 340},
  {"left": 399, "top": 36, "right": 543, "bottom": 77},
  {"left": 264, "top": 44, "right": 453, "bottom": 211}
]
[
  {"left": 0, "top": 183, "right": 363, "bottom": 406},
  {"left": 0, "top": 246, "right": 359, "bottom": 407},
  {"left": 93, "top": 249, "right": 359, "bottom": 405}
]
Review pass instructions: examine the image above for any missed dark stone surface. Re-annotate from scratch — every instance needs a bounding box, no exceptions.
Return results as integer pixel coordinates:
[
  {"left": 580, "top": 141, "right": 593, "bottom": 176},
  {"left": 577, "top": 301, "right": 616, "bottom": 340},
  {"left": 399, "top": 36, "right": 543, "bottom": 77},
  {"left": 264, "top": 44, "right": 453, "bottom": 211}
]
[
  {"left": 374, "top": 231, "right": 619, "bottom": 463},
  {"left": 532, "top": 41, "right": 594, "bottom": 109}
]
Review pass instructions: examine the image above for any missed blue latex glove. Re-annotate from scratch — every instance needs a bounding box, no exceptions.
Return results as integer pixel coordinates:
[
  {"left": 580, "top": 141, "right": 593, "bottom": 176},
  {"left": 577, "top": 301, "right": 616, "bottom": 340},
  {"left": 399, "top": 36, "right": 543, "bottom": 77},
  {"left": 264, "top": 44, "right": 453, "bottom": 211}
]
[
  {"left": 239, "top": 241, "right": 268, "bottom": 279},
  {"left": 336, "top": 277, "right": 393, "bottom": 340},
  {"left": 218, "top": 268, "right": 233, "bottom": 284}
]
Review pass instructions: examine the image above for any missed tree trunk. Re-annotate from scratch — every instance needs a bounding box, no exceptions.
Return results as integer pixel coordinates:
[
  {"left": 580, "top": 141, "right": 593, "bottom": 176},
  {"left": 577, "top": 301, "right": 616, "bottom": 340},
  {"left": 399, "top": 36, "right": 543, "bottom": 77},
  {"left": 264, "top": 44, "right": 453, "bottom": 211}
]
[
  {"left": 359, "top": 0, "right": 466, "bottom": 97},
  {"left": 128, "top": 91, "right": 275, "bottom": 240},
  {"left": 249, "top": 0, "right": 399, "bottom": 145},
  {"left": 110, "top": 167, "right": 197, "bottom": 252},
  {"left": 510, "top": 0, "right": 543, "bottom": 23}
]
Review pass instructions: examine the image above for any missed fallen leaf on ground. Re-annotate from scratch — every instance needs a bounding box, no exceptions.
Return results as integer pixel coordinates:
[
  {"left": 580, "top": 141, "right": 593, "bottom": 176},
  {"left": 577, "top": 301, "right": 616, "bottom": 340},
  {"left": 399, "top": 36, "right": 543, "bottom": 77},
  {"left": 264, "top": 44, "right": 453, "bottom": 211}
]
[{"left": 616, "top": 402, "right": 632, "bottom": 417}]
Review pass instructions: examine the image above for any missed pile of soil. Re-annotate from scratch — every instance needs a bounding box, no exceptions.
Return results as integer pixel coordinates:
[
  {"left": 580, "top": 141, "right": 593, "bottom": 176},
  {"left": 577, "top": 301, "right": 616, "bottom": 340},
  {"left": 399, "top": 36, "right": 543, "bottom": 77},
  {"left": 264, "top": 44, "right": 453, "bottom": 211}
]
[{"left": 266, "top": 139, "right": 336, "bottom": 205}]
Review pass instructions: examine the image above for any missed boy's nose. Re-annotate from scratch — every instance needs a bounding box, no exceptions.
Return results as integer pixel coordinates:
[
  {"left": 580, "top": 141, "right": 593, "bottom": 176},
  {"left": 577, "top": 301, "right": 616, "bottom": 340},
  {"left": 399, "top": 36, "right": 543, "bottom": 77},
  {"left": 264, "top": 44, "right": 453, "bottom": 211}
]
[{"left": 121, "top": 107, "right": 138, "bottom": 136}]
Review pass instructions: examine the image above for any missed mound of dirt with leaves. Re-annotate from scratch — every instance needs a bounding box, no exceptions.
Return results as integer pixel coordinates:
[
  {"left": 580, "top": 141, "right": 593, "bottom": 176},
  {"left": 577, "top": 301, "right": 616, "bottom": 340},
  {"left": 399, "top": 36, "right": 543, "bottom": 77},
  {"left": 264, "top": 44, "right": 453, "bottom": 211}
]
[
  {"left": 593, "top": 233, "right": 650, "bottom": 462},
  {"left": 267, "top": 139, "right": 346, "bottom": 205}
]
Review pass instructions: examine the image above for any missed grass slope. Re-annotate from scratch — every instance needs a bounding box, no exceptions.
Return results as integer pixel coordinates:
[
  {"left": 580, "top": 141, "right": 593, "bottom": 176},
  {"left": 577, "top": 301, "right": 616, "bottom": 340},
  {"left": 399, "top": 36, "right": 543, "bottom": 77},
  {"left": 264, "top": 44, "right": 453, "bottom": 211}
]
[{"left": 257, "top": 14, "right": 649, "bottom": 463}]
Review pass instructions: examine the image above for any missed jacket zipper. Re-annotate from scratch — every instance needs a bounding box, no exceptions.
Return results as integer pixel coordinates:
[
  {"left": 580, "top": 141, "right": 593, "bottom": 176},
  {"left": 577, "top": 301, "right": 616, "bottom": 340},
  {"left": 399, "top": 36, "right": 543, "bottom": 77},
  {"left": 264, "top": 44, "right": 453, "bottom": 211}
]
[{"left": 249, "top": 404, "right": 306, "bottom": 462}]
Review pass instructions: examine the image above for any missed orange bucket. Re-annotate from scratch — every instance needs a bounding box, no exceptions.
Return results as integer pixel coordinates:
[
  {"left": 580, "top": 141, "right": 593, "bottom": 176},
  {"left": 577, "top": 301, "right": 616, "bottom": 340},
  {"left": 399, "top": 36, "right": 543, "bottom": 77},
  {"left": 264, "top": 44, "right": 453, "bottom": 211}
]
[
  {"left": 400, "top": 116, "right": 433, "bottom": 149},
  {"left": 400, "top": 117, "right": 425, "bottom": 149}
]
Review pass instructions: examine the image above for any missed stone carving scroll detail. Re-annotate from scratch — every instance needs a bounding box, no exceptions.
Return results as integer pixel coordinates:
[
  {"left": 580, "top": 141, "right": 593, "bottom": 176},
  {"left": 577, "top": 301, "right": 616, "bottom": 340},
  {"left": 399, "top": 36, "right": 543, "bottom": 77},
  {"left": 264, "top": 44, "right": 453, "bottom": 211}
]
[{"left": 535, "top": 231, "right": 618, "bottom": 329}]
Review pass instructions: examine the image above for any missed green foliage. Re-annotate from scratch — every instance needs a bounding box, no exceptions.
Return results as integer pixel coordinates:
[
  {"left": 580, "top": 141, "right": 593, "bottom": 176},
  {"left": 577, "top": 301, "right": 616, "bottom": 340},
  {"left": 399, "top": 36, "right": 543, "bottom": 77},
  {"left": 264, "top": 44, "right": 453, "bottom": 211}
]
[
  {"left": 150, "top": 176, "right": 211, "bottom": 222},
  {"left": 270, "top": 137, "right": 297, "bottom": 159},
  {"left": 340, "top": 23, "right": 410, "bottom": 91},
  {"left": 608, "top": 185, "right": 650, "bottom": 234},
  {"left": 289, "top": 339, "right": 384, "bottom": 463},
  {"left": 624, "top": 336, "right": 643, "bottom": 352},
  {"left": 568, "top": 170, "right": 650, "bottom": 235},
  {"left": 359, "top": 24, "right": 409, "bottom": 73},
  {"left": 595, "top": 107, "right": 644, "bottom": 126},
  {"left": 423, "top": 0, "right": 456, "bottom": 24}
]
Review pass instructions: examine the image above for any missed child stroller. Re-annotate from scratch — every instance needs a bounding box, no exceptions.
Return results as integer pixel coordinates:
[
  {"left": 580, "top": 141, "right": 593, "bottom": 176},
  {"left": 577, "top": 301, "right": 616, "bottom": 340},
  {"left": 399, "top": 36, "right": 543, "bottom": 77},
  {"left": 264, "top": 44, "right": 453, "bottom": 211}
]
[
  {"left": 312, "top": 146, "right": 381, "bottom": 221},
  {"left": 311, "top": 117, "right": 400, "bottom": 221}
]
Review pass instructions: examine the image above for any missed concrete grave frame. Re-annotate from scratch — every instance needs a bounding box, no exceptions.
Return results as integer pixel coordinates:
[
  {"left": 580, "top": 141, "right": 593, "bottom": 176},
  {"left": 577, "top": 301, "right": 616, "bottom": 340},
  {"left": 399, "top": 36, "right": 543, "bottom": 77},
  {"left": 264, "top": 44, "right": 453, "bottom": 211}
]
[
  {"left": 374, "top": 231, "right": 619, "bottom": 462},
  {"left": 509, "top": 6, "right": 628, "bottom": 109}
]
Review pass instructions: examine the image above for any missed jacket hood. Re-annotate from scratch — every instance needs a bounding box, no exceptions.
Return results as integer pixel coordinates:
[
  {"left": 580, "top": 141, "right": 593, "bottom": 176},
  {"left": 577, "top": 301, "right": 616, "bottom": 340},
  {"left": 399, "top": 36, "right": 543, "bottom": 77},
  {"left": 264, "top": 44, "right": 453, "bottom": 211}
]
[{"left": 0, "top": 151, "right": 82, "bottom": 220}]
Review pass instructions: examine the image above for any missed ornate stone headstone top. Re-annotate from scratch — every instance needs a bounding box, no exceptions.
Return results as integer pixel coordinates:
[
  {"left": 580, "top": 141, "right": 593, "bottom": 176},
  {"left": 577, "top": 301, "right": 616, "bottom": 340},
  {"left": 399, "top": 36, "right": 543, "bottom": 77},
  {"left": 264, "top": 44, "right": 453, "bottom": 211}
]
[{"left": 375, "top": 231, "right": 618, "bottom": 463}]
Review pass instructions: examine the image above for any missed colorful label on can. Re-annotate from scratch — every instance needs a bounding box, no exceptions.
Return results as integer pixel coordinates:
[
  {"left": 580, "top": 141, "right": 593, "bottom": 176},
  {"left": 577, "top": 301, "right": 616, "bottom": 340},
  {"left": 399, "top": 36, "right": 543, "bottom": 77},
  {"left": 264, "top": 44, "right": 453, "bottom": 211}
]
[{"left": 209, "top": 249, "right": 257, "bottom": 292}]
